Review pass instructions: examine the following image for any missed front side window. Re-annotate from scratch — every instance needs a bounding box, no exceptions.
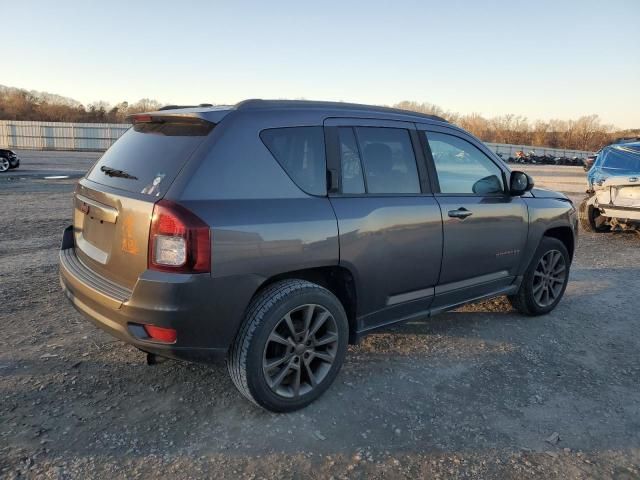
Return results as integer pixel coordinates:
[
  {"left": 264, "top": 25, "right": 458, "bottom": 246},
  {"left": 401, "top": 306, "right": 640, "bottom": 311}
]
[
  {"left": 425, "top": 132, "right": 504, "bottom": 195},
  {"left": 260, "top": 127, "right": 326, "bottom": 195},
  {"left": 337, "top": 127, "right": 420, "bottom": 194}
]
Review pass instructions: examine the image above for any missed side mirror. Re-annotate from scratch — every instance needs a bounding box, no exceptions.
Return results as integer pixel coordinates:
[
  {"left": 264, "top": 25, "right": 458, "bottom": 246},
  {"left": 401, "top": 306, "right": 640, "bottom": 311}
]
[
  {"left": 509, "top": 171, "right": 534, "bottom": 196},
  {"left": 472, "top": 175, "right": 503, "bottom": 195}
]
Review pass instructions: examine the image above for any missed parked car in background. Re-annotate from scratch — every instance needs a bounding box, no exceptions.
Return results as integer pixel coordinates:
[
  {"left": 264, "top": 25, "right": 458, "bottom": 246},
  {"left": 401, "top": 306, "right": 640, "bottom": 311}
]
[
  {"left": 0, "top": 149, "right": 20, "bottom": 172},
  {"left": 580, "top": 142, "right": 640, "bottom": 233},
  {"left": 59, "top": 100, "right": 578, "bottom": 412}
]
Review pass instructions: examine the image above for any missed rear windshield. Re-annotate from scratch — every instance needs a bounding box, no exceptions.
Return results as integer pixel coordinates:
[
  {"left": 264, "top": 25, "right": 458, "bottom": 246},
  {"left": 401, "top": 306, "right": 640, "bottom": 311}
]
[
  {"left": 86, "top": 119, "right": 213, "bottom": 197},
  {"left": 601, "top": 145, "right": 640, "bottom": 171}
]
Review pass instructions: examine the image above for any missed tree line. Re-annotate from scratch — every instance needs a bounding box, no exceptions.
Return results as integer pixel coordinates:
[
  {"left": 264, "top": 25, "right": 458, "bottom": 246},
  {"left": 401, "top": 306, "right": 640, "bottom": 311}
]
[
  {"left": 0, "top": 85, "right": 161, "bottom": 124},
  {"left": 393, "top": 101, "right": 638, "bottom": 153},
  {"left": 1, "top": 85, "right": 637, "bottom": 152}
]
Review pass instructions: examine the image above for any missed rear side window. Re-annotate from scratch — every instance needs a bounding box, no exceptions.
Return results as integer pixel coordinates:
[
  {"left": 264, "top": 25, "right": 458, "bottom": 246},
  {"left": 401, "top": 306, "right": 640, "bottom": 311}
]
[
  {"left": 336, "top": 127, "right": 420, "bottom": 194},
  {"left": 260, "top": 127, "right": 326, "bottom": 195},
  {"left": 86, "top": 118, "right": 213, "bottom": 197},
  {"left": 337, "top": 127, "right": 365, "bottom": 194}
]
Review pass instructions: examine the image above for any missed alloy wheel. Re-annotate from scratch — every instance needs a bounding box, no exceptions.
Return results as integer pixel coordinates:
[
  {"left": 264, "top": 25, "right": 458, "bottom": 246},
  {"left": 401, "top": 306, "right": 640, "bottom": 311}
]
[
  {"left": 532, "top": 249, "right": 567, "bottom": 307},
  {"left": 0, "top": 158, "right": 10, "bottom": 172},
  {"left": 262, "top": 304, "right": 339, "bottom": 398}
]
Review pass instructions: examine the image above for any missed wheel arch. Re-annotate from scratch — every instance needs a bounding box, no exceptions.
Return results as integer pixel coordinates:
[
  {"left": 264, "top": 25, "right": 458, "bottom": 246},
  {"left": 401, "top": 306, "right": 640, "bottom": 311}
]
[
  {"left": 253, "top": 266, "right": 359, "bottom": 343},
  {"left": 543, "top": 226, "right": 575, "bottom": 260}
]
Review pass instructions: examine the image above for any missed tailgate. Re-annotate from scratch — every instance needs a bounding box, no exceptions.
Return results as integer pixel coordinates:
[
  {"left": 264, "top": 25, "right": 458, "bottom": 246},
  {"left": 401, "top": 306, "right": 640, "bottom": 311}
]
[
  {"left": 612, "top": 185, "right": 640, "bottom": 208},
  {"left": 73, "top": 181, "right": 155, "bottom": 290},
  {"left": 74, "top": 114, "right": 215, "bottom": 290},
  {"left": 596, "top": 183, "right": 640, "bottom": 208}
]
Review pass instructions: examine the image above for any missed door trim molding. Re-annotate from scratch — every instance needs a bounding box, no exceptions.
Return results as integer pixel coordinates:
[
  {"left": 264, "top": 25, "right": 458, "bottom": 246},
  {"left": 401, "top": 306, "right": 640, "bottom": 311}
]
[
  {"left": 387, "top": 286, "right": 435, "bottom": 306},
  {"left": 435, "top": 270, "right": 509, "bottom": 295}
]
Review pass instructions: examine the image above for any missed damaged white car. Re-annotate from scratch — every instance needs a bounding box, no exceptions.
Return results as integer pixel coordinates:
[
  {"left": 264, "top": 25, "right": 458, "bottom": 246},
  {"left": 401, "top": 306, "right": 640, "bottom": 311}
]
[{"left": 580, "top": 142, "right": 640, "bottom": 234}]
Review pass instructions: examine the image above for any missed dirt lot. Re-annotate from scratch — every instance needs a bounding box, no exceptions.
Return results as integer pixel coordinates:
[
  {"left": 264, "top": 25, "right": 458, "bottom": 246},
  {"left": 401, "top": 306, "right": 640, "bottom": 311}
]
[{"left": 1, "top": 151, "right": 639, "bottom": 479}]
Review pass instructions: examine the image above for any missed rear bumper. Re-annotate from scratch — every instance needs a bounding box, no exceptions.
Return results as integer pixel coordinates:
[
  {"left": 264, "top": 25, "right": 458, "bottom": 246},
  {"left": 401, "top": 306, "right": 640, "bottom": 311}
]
[
  {"left": 59, "top": 225, "right": 233, "bottom": 362},
  {"left": 600, "top": 205, "right": 640, "bottom": 221}
]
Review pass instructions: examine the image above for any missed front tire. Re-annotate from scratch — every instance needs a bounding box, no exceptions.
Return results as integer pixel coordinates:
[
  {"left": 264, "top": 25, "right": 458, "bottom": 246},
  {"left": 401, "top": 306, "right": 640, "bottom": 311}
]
[
  {"left": 509, "top": 237, "right": 570, "bottom": 316},
  {"left": 227, "top": 280, "right": 348, "bottom": 412}
]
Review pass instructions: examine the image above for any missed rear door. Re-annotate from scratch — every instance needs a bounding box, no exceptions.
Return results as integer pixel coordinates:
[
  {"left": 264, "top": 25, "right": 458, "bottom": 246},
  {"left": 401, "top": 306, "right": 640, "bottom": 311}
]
[
  {"left": 417, "top": 125, "right": 528, "bottom": 311},
  {"left": 324, "top": 118, "right": 442, "bottom": 332},
  {"left": 74, "top": 116, "right": 214, "bottom": 289}
]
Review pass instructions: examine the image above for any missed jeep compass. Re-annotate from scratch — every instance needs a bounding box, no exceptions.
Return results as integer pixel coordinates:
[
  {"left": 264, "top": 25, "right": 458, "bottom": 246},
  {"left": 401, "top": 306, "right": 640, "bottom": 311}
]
[{"left": 59, "top": 100, "right": 578, "bottom": 412}]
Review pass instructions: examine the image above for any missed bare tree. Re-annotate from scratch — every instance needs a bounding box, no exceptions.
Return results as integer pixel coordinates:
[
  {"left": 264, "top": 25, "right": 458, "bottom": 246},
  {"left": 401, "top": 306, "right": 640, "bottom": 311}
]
[
  {"left": 393, "top": 100, "right": 627, "bottom": 151},
  {"left": 0, "top": 86, "right": 635, "bottom": 152}
]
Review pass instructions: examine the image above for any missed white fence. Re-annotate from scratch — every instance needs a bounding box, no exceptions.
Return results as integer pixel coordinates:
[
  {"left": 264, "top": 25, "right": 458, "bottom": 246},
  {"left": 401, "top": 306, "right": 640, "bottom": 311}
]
[
  {"left": 0, "top": 120, "right": 129, "bottom": 151},
  {"left": 0, "top": 119, "right": 595, "bottom": 158}
]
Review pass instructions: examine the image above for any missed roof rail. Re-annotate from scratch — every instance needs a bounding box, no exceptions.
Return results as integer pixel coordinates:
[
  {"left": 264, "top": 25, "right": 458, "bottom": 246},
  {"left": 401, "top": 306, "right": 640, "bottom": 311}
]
[{"left": 234, "top": 99, "right": 448, "bottom": 123}]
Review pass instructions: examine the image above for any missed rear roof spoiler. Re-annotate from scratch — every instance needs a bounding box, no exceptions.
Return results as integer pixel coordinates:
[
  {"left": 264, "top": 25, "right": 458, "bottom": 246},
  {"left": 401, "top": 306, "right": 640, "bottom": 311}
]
[
  {"left": 126, "top": 106, "right": 233, "bottom": 124},
  {"left": 158, "top": 104, "right": 213, "bottom": 111}
]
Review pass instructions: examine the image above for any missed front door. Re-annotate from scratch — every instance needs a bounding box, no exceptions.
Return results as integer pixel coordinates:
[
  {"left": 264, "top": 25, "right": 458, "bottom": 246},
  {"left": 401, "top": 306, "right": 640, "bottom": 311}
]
[
  {"left": 418, "top": 127, "right": 529, "bottom": 311},
  {"left": 324, "top": 118, "right": 443, "bottom": 332}
]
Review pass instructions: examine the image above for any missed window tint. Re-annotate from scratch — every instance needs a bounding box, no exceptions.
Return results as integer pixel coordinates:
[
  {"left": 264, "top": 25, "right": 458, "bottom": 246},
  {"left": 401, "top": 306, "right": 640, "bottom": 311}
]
[
  {"left": 337, "top": 127, "right": 365, "bottom": 194},
  {"left": 355, "top": 127, "right": 420, "bottom": 194},
  {"left": 426, "top": 132, "right": 504, "bottom": 194},
  {"left": 260, "top": 127, "right": 326, "bottom": 195},
  {"left": 86, "top": 120, "right": 213, "bottom": 197}
]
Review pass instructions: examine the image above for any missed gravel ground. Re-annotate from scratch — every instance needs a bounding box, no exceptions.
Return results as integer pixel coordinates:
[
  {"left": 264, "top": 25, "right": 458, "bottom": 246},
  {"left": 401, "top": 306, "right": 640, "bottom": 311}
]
[{"left": 1, "top": 152, "right": 639, "bottom": 479}]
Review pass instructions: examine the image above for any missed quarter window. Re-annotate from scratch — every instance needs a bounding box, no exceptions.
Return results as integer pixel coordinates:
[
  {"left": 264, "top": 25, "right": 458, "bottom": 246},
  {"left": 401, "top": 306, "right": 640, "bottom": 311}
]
[
  {"left": 425, "top": 132, "right": 504, "bottom": 195},
  {"left": 260, "top": 127, "right": 326, "bottom": 195},
  {"left": 337, "top": 127, "right": 420, "bottom": 194}
]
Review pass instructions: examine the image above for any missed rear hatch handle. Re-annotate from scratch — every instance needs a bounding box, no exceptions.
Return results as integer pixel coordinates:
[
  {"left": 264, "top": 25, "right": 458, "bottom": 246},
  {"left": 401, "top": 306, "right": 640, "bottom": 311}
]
[{"left": 75, "top": 194, "right": 118, "bottom": 224}]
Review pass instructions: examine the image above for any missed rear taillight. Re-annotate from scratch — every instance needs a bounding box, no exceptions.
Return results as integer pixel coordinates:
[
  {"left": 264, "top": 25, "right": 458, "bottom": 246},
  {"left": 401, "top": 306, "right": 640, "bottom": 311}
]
[{"left": 148, "top": 200, "right": 211, "bottom": 273}]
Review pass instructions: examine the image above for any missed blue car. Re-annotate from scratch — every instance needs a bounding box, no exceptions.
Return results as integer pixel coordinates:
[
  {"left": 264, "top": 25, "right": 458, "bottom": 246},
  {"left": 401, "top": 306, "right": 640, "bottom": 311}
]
[{"left": 581, "top": 141, "right": 640, "bottom": 233}]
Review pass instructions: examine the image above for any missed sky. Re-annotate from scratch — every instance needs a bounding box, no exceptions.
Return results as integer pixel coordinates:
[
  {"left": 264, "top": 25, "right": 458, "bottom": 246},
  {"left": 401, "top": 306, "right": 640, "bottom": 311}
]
[{"left": 2, "top": 0, "right": 639, "bottom": 128}]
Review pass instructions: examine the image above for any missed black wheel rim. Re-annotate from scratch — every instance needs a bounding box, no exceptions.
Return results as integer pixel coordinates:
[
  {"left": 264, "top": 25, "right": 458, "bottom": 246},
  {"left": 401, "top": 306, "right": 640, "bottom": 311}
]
[
  {"left": 262, "top": 304, "right": 338, "bottom": 398},
  {"left": 532, "top": 249, "right": 567, "bottom": 307}
]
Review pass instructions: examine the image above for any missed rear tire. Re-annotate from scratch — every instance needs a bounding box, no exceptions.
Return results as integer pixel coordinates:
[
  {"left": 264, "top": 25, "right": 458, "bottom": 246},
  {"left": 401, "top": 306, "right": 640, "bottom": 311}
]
[
  {"left": 579, "top": 198, "right": 608, "bottom": 233},
  {"left": 227, "top": 280, "right": 348, "bottom": 412},
  {"left": 509, "top": 237, "right": 570, "bottom": 316}
]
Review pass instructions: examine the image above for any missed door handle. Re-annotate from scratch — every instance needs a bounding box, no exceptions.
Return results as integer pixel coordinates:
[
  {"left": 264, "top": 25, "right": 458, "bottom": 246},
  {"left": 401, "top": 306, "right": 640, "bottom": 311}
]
[{"left": 448, "top": 208, "right": 473, "bottom": 219}]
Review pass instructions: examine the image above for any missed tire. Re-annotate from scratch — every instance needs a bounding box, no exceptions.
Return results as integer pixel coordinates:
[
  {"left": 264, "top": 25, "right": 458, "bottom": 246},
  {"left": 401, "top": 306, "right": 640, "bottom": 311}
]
[
  {"left": 578, "top": 198, "right": 608, "bottom": 233},
  {"left": 508, "top": 237, "right": 570, "bottom": 316},
  {"left": 227, "top": 279, "right": 349, "bottom": 412}
]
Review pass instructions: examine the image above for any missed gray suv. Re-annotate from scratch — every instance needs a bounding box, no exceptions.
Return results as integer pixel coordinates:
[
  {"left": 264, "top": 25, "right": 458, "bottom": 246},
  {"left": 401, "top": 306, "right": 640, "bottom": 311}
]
[{"left": 59, "top": 100, "right": 578, "bottom": 412}]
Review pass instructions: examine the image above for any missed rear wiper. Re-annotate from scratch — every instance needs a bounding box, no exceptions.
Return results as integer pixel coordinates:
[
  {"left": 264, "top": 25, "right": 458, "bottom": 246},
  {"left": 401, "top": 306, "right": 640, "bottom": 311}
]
[{"left": 100, "top": 165, "right": 138, "bottom": 180}]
